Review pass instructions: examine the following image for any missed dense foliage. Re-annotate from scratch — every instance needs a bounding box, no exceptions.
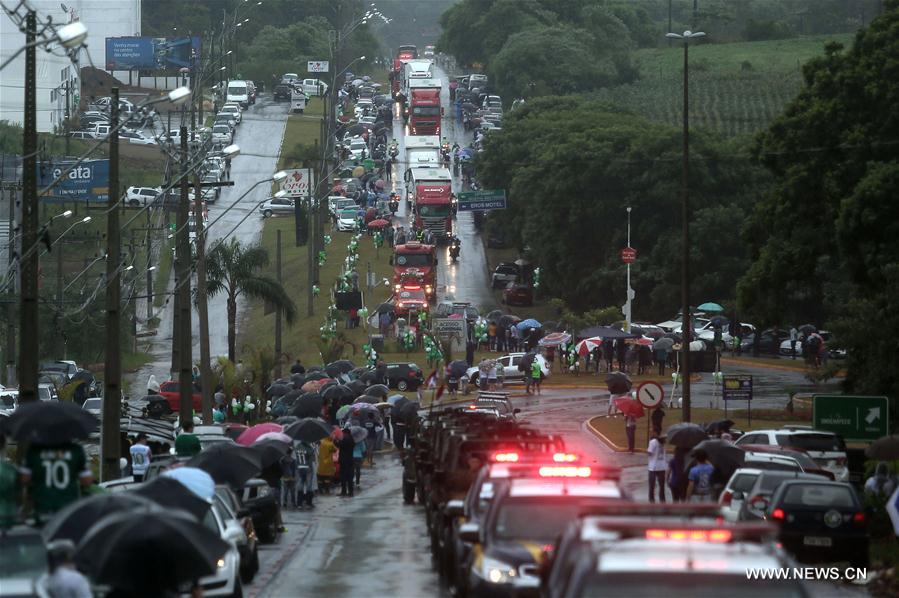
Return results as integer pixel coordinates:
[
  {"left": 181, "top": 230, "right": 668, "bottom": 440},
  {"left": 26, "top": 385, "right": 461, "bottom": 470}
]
[{"left": 476, "top": 96, "right": 765, "bottom": 320}]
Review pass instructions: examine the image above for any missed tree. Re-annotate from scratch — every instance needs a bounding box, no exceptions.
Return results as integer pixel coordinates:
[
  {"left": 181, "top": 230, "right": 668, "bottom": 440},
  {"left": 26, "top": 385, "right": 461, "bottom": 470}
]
[
  {"left": 738, "top": 3, "right": 899, "bottom": 398},
  {"left": 205, "top": 239, "right": 297, "bottom": 362}
]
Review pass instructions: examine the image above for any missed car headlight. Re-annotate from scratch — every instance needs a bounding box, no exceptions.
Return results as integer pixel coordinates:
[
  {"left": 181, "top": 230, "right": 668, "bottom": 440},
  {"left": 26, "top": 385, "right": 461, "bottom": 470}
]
[
  {"left": 217, "top": 558, "right": 226, "bottom": 569},
  {"left": 478, "top": 556, "right": 517, "bottom": 584}
]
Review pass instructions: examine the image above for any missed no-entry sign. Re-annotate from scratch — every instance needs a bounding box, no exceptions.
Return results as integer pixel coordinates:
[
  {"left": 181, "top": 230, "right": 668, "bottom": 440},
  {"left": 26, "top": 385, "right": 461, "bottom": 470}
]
[
  {"left": 620, "top": 247, "right": 637, "bottom": 264},
  {"left": 637, "top": 381, "right": 664, "bottom": 408}
]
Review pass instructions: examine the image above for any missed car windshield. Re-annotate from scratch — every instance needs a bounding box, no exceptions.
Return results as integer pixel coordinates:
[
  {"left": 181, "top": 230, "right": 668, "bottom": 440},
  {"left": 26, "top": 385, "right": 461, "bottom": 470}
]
[
  {"left": 399, "top": 289, "right": 426, "bottom": 301},
  {"left": 350, "top": 141, "right": 366, "bottom": 150},
  {"left": 777, "top": 433, "right": 846, "bottom": 452},
  {"left": 730, "top": 473, "right": 760, "bottom": 494},
  {"left": 339, "top": 210, "right": 357, "bottom": 219},
  {"left": 336, "top": 200, "right": 356, "bottom": 209},
  {"left": 38, "top": 387, "right": 51, "bottom": 400},
  {"left": 493, "top": 499, "right": 589, "bottom": 542},
  {"left": 580, "top": 574, "right": 804, "bottom": 598},
  {"left": 0, "top": 533, "right": 46, "bottom": 579},
  {"left": 213, "top": 126, "right": 229, "bottom": 133},
  {"left": 227, "top": 86, "right": 246, "bottom": 95},
  {"left": 757, "top": 472, "right": 805, "bottom": 492},
  {"left": 395, "top": 254, "right": 433, "bottom": 267},
  {"left": 83, "top": 399, "right": 101, "bottom": 410},
  {"left": 412, "top": 106, "right": 440, "bottom": 116},
  {"left": 782, "top": 484, "right": 856, "bottom": 508},
  {"left": 419, "top": 204, "right": 451, "bottom": 217}
]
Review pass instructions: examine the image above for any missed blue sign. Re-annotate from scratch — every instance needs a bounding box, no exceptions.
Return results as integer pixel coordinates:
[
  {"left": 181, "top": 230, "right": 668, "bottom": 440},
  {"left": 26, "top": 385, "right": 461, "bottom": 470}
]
[
  {"left": 38, "top": 159, "right": 109, "bottom": 203},
  {"left": 105, "top": 36, "right": 201, "bottom": 71}
]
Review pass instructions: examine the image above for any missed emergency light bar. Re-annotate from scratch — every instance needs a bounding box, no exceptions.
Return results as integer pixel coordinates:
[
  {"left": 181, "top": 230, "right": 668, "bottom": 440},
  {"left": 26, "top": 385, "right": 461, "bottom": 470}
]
[
  {"left": 585, "top": 517, "right": 777, "bottom": 544},
  {"left": 645, "top": 529, "right": 733, "bottom": 543},
  {"left": 539, "top": 466, "right": 592, "bottom": 478},
  {"left": 493, "top": 452, "right": 520, "bottom": 463},
  {"left": 553, "top": 453, "right": 579, "bottom": 463}
]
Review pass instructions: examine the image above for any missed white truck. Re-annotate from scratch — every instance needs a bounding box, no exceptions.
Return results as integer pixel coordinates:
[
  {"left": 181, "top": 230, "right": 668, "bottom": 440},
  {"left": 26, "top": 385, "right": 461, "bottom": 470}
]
[
  {"left": 302, "top": 78, "right": 328, "bottom": 96},
  {"left": 290, "top": 89, "right": 307, "bottom": 113},
  {"left": 404, "top": 135, "right": 442, "bottom": 181}
]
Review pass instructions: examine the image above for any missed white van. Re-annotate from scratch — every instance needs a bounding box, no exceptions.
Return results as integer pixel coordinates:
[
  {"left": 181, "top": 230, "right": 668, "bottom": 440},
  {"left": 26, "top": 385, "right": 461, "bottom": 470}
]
[{"left": 226, "top": 80, "right": 249, "bottom": 108}]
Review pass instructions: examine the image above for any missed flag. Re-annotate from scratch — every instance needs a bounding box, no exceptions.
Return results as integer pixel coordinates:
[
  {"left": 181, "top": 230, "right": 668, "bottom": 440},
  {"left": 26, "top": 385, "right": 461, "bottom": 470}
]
[
  {"left": 425, "top": 369, "right": 437, "bottom": 388},
  {"left": 435, "top": 384, "right": 445, "bottom": 401}
]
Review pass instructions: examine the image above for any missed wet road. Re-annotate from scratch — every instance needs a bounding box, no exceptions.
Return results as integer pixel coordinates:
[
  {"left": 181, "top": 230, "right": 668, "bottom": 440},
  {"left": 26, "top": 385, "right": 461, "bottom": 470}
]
[{"left": 127, "top": 95, "right": 287, "bottom": 391}]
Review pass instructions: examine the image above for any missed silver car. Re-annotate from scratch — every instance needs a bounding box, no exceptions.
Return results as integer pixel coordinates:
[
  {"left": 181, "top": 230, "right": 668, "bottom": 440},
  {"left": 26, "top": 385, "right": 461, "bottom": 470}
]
[{"left": 259, "top": 196, "right": 295, "bottom": 217}]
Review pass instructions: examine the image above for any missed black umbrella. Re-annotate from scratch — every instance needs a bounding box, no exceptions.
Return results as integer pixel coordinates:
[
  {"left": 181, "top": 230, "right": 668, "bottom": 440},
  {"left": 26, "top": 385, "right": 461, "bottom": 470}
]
[
  {"left": 347, "top": 379, "right": 368, "bottom": 396},
  {"left": 354, "top": 395, "right": 380, "bottom": 404},
  {"left": 290, "top": 373, "right": 305, "bottom": 387},
  {"left": 605, "top": 371, "right": 632, "bottom": 395},
  {"left": 498, "top": 314, "right": 521, "bottom": 329},
  {"left": 447, "top": 360, "right": 469, "bottom": 378},
  {"left": 798, "top": 324, "right": 817, "bottom": 335},
  {"left": 304, "top": 371, "right": 329, "bottom": 382},
  {"left": 375, "top": 302, "right": 393, "bottom": 315},
  {"left": 267, "top": 383, "right": 290, "bottom": 397},
  {"left": 485, "top": 309, "right": 504, "bottom": 323},
  {"left": 691, "top": 439, "right": 745, "bottom": 480},
  {"left": 275, "top": 415, "right": 299, "bottom": 426},
  {"left": 319, "top": 379, "right": 339, "bottom": 394},
  {"left": 710, "top": 316, "right": 729, "bottom": 328},
  {"left": 284, "top": 418, "right": 332, "bottom": 443},
  {"left": 251, "top": 438, "right": 291, "bottom": 467},
  {"left": 391, "top": 397, "right": 410, "bottom": 419},
  {"left": 665, "top": 422, "right": 708, "bottom": 449},
  {"left": 290, "top": 393, "right": 324, "bottom": 418},
  {"left": 322, "top": 384, "right": 346, "bottom": 401},
  {"left": 77, "top": 508, "right": 229, "bottom": 595},
  {"left": 187, "top": 443, "right": 262, "bottom": 488},
  {"left": 326, "top": 359, "right": 356, "bottom": 377},
  {"left": 705, "top": 419, "right": 735, "bottom": 435},
  {"left": 357, "top": 370, "right": 379, "bottom": 384},
  {"left": 866, "top": 435, "right": 899, "bottom": 460},
  {"left": 6, "top": 400, "right": 98, "bottom": 444},
  {"left": 399, "top": 400, "right": 420, "bottom": 423},
  {"left": 628, "top": 325, "right": 646, "bottom": 337},
  {"left": 652, "top": 337, "right": 675, "bottom": 351},
  {"left": 43, "top": 493, "right": 155, "bottom": 543},
  {"left": 365, "top": 383, "right": 390, "bottom": 399},
  {"left": 132, "top": 477, "right": 211, "bottom": 520},
  {"left": 663, "top": 332, "right": 682, "bottom": 341}
]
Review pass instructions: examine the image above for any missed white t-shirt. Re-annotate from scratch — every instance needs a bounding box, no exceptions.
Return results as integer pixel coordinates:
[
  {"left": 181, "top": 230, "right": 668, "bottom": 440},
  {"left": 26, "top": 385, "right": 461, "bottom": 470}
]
[
  {"left": 130, "top": 443, "right": 151, "bottom": 475},
  {"left": 647, "top": 438, "right": 667, "bottom": 471}
]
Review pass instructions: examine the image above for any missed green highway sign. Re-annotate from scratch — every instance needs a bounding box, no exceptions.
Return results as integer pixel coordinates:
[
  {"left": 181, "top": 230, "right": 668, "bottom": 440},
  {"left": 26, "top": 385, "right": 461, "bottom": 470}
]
[
  {"left": 456, "top": 189, "right": 506, "bottom": 211},
  {"left": 812, "top": 394, "right": 890, "bottom": 442}
]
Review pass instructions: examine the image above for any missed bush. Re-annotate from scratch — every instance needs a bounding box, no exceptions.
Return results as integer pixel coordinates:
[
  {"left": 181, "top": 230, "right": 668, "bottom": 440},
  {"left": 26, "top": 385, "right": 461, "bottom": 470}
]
[{"left": 744, "top": 19, "right": 792, "bottom": 41}]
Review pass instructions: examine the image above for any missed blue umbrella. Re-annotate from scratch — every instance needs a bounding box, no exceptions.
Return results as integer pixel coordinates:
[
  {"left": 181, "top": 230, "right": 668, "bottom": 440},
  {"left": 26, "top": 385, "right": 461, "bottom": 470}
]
[
  {"left": 697, "top": 302, "right": 724, "bottom": 313},
  {"left": 387, "top": 394, "right": 405, "bottom": 405},
  {"left": 459, "top": 148, "right": 474, "bottom": 158},
  {"left": 162, "top": 467, "right": 215, "bottom": 502},
  {"left": 516, "top": 318, "right": 542, "bottom": 332}
]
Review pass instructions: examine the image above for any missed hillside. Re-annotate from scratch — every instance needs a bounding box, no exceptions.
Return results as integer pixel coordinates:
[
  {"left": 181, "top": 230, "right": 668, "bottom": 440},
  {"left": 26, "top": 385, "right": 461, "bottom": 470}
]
[{"left": 596, "top": 34, "right": 855, "bottom": 137}]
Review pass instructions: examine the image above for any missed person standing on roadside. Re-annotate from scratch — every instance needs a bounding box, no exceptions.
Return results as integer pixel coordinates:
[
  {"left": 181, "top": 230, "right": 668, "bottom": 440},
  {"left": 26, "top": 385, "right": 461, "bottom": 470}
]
[
  {"left": 647, "top": 432, "right": 667, "bottom": 503},
  {"left": 279, "top": 451, "right": 297, "bottom": 508},
  {"left": 45, "top": 539, "right": 91, "bottom": 598},
  {"left": 317, "top": 435, "right": 337, "bottom": 494},
  {"left": 668, "top": 446, "right": 688, "bottom": 502},
  {"left": 650, "top": 406, "right": 665, "bottom": 435},
  {"left": 175, "top": 420, "right": 201, "bottom": 457},
  {"left": 338, "top": 429, "right": 356, "bottom": 497},
  {"left": 129, "top": 433, "right": 151, "bottom": 482},
  {"left": 353, "top": 436, "right": 366, "bottom": 489},
  {"left": 789, "top": 326, "right": 798, "bottom": 359},
  {"left": 686, "top": 449, "right": 714, "bottom": 502},
  {"left": 21, "top": 441, "right": 92, "bottom": 521},
  {"left": 624, "top": 414, "right": 637, "bottom": 453},
  {"left": 530, "top": 358, "right": 543, "bottom": 395}
]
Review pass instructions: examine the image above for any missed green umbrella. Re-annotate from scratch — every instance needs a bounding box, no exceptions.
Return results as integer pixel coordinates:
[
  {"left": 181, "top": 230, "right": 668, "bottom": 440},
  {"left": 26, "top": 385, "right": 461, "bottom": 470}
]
[{"left": 697, "top": 302, "right": 724, "bottom": 313}]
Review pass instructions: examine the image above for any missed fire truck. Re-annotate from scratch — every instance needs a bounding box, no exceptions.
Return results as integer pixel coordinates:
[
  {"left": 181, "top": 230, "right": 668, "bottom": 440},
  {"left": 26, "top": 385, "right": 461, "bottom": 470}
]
[{"left": 391, "top": 241, "right": 437, "bottom": 302}]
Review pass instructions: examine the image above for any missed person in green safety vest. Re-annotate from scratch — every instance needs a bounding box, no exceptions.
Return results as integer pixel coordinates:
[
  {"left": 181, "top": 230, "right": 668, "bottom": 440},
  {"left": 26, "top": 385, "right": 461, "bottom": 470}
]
[{"left": 530, "top": 359, "right": 543, "bottom": 395}]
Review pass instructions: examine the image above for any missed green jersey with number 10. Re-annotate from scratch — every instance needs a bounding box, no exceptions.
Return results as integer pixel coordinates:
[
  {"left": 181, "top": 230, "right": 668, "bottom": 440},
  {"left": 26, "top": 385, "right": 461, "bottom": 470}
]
[{"left": 24, "top": 443, "right": 88, "bottom": 515}]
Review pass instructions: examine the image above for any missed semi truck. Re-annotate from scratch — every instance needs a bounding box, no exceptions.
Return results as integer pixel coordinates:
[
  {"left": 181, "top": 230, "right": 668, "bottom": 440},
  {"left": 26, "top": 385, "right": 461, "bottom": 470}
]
[
  {"left": 405, "top": 78, "right": 442, "bottom": 136},
  {"left": 391, "top": 241, "right": 437, "bottom": 302},
  {"left": 404, "top": 135, "right": 442, "bottom": 180},
  {"left": 409, "top": 167, "right": 453, "bottom": 243}
]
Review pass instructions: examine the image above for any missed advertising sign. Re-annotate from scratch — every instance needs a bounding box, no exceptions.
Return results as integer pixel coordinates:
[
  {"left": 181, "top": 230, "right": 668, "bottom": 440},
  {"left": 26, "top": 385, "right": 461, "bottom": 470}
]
[
  {"left": 38, "top": 159, "right": 109, "bottom": 203},
  {"left": 281, "top": 169, "right": 313, "bottom": 199},
  {"left": 722, "top": 374, "right": 753, "bottom": 401},
  {"left": 456, "top": 189, "right": 506, "bottom": 211},
  {"left": 620, "top": 247, "right": 637, "bottom": 264},
  {"left": 105, "top": 36, "right": 201, "bottom": 72},
  {"left": 307, "top": 60, "right": 329, "bottom": 73},
  {"left": 812, "top": 395, "right": 890, "bottom": 442}
]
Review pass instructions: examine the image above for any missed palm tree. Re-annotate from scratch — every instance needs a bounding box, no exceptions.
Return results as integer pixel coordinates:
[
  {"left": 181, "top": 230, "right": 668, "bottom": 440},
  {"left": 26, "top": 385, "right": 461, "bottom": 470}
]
[{"left": 205, "top": 238, "right": 297, "bottom": 362}]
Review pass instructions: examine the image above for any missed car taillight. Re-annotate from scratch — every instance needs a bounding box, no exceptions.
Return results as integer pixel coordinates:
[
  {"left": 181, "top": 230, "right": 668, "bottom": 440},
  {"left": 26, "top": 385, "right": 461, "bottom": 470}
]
[
  {"left": 645, "top": 529, "right": 733, "bottom": 543},
  {"left": 852, "top": 512, "right": 866, "bottom": 526},
  {"left": 720, "top": 490, "right": 733, "bottom": 507},
  {"left": 770, "top": 508, "right": 785, "bottom": 521}
]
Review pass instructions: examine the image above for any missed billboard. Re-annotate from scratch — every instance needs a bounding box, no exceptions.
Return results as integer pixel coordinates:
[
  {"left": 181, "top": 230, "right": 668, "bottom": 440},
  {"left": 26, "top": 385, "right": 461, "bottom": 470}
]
[
  {"left": 105, "top": 36, "right": 201, "bottom": 72},
  {"left": 281, "top": 168, "right": 313, "bottom": 198},
  {"left": 38, "top": 159, "right": 109, "bottom": 203}
]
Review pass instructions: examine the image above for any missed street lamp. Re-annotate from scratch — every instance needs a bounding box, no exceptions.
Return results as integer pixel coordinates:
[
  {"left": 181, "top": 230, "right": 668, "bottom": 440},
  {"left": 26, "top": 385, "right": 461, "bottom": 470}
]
[
  {"left": 666, "top": 29, "right": 705, "bottom": 423},
  {"left": 624, "top": 207, "right": 633, "bottom": 332}
]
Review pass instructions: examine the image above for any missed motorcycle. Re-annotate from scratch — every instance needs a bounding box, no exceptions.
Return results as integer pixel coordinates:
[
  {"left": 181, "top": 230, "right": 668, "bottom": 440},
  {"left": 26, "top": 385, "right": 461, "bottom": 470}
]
[
  {"left": 389, "top": 144, "right": 399, "bottom": 160},
  {"left": 389, "top": 194, "right": 399, "bottom": 213},
  {"left": 449, "top": 240, "right": 461, "bottom": 263}
]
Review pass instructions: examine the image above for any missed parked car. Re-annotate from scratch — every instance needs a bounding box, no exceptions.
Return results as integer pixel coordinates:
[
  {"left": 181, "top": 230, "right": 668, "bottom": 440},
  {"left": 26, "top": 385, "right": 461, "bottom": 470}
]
[
  {"left": 735, "top": 426, "right": 849, "bottom": 481},
  {"left": 273, "top": 84, "right": 292, "bottom": 101},
  {"left": 155, "top": 380, "right": 203, "bottom": 414},
  {"left": 491, "top": 262, "right": 519, "bottom": 289},
  {"left": 197, "top": 498, "right": 244, "bottom": 596},
  {"left": 719, "top": 468, "right": 767, "bottom": 522},
  {"left": 37, "top": 383, "right": 58, "bottom": 401},
  {"left": 385, "top": 362, "right": 423, "bottom": 392},
  {"left": 213, "top": 487, "right": 260, "bottom": 584},
  {"left": 219, "top": 105, "right": 242, "bottom": 124},
  {"left": 69, "top": 130, "right": 94, "bottom": 140},
  {"left": 81, "top": 397, "right": 102, "bottom": 417},
  {"left": 0, "top": 390, "right": 18, "bottom": 416},
  {"left": 0, "top": 525, "right": 48, "bottom": 595},
  {"left": 739, "top": 328, "right": 791, "bottom": 354},
  {"left": 739, "top": 444, "right": 835, "bottom": 480},
  {"left": 125, "top": 186, "right": 161, "bottom": 207},
  {"left": 336, "top": 209, "right": 358, "bottom": 232},
  {"left": 328, "top": 196, "right": 357, "bottom": 217},
  {"left": 738, "top": 470, "right": 828, "bottom": 521},
  {"left": 259, "top": 196, "right": 295, "bottom": 217},
  {"left": 766, "top": 480, "right": 868, "bottom": 567},
  {"left": 119, "top": 130, "right": 157, "bottom": 146},
  {"left": 502, "top": 282, "right": 533, "bottom": 306},
  {"left": 302, "top": 78, "right": 328, "bottom": 96},
  {"left": 211, "top": 124, "right": 233, "bottom": 145},
  {"left": 465, "top": 353, "right": 549, "bottom": 385},
  {"left": 238, "top": 478, "right": 281, "bottom": 544}
]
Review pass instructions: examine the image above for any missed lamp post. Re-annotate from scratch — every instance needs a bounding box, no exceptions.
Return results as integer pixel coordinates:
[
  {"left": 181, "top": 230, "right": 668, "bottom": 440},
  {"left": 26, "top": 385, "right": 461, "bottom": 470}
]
[
  {"left": 624, "top": 206, "right": 633, "bottom": 332},
  {"left": 666, "top": 29, "right": 705, "bottom": 423}
]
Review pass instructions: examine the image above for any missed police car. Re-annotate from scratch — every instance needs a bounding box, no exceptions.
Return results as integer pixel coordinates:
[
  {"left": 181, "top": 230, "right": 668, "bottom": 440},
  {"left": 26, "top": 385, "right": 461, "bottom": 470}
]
[{"left": 459, "top": 464, "right": 624, "bottom": 597}]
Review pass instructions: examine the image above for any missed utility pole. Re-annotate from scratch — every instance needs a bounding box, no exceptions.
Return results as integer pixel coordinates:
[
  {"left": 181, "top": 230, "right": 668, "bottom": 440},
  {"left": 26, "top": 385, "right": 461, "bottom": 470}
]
[
  {"left": 19, "top": 10, "right": 39, "bottom": 404},
  {"left": 55, "top": 242, "right": 63, "bottom": 357},
  {"left": 194, "top": 172, "right": 213, "bottom": 424},
  {"left": 680, "top": 39, "right": 692, "bottom": 422},
  {"left": 176, "top": 126, "right": 193, "bottom": 425},
  {"left": 101, "top": 87, "right": 122, "bottom": 481},
  {"left": 274, "top": 228, "right": 282, "bottom": 378},
  {"left": 624, "top": 207, "right": 633, "bottom": 332},
  {"left": 5, "top": 187, "right": 17, "bottom": 388}
]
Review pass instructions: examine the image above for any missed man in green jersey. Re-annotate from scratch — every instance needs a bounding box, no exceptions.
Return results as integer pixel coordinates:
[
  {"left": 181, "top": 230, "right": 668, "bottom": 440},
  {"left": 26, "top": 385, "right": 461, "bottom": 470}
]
[
  {"left": 20, "top": 442, "right": 92, "bottom": 520},
  {"left": 175, "top": 419, "right": 201, "bottom": 457}
]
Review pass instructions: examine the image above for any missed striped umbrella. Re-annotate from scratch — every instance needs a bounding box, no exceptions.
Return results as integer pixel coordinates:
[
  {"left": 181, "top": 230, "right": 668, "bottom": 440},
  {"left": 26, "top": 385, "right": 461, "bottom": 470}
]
[
  {"left": 575, "top": 337, "right": 603, "bottom": 356},
  {"left": 538, "top": 332, "right": 572, "bottom": 347}
]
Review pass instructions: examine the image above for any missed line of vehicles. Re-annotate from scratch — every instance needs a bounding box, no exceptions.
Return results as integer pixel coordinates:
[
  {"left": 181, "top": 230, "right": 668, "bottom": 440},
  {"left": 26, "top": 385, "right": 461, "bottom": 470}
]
[{"left": 402, "top": 401, "right": 869, "bottom": 597}]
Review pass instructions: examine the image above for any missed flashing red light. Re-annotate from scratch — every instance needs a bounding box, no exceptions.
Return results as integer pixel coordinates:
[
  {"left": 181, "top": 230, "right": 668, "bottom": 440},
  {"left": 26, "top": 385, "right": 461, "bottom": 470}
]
[
  {"left": 538, "top": 465, "right": 591, "bottom": 478},
  {"left": 403, "top": 285, "right": 422, "bottom": 290},
  {"left": 852, "top": 511, "right": 866, "bottom": 526},
  {"left": 493, "top": 452, "right": 520, "bottom": 463},
  {"left": 645, "top": 529, "right": 733, "bottom": 543},
  {"left": 552, "top": 453, "right": 578, "bottom": 463},
  {"left": 770, "top": 508, "right": 785, "bottom": 521}
]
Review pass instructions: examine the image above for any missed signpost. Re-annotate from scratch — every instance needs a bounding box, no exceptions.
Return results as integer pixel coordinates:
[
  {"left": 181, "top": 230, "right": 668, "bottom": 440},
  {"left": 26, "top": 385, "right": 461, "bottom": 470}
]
[
  {"left": 637, "top": 381, "right": 664, "bottom": 409},
  {"left": 307, "top": 60, "right": 329, "bottom": 73},
  {"left": 432, "top": 318, "right": 467, "bottom": 352},
  {"left": 281, "top": 168, "right": 313, "bottom": 199},
  {"left": 812, "top": 395, "right": 890, "bottom": 442},
  {"left": 620, "top": 247, "right": 637, "bottom": 264},
  {"left": 722, "top": 374, "right": 753, "bottom": 424},
  {"left": 456, "top": 189, "right": 506, "bottom": 212}
]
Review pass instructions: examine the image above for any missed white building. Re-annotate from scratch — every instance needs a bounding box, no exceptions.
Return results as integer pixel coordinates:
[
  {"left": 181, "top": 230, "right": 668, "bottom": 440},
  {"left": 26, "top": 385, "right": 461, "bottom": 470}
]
[{"left": 0, "top": 0, "right": 141, "bottom": 133}]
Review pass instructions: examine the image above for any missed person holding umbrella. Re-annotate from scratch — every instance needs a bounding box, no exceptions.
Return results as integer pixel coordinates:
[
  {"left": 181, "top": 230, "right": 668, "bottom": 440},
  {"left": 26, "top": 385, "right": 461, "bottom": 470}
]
[
  {"left": 317, "top": 435, "right": 337, "bottom": 494},
  {"left": 338, "top": 427, "right": 356, "bottom": 497},
  {"left": 624, "top": 414, "right": 637, "bottom": 453},
  {"left": 686, "top": 449, "right": 714, "bottom": 502}
]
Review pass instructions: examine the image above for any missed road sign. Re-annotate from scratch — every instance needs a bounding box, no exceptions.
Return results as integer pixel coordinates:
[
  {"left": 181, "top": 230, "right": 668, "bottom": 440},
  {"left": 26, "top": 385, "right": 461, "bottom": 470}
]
[
  {"left": 886, "top": 486, "right": 899, "bottom": 537},
  {"left": 620, "top": 247, "right": 637, "bottom": 264},
  {"left": 456, "top": 189, "right": 506, "bottom": 211},
  {"left": 722, "top": 375, "right": 753, "bottom": 401},
  {"left": 812, "top": 395, "right": 890, "bottom": 442},
  {"left": 637, "top": 381, "right": 664, "bottom": 408},
  {"left": 281, "top": 168, "right": 313, "bottom": 198},
  {"left": 307, "top": 60, "right": 329, "bottom": 73}
]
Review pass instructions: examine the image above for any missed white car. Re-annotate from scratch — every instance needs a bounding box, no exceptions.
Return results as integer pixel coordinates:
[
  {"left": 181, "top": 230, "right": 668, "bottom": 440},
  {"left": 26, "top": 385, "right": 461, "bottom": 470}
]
[
  {"left": 119, "top": 130, "right": 157, "bottom": 146},
  {"left": 0, "top": 389, "right": 18, "bottom": 415},
  {"left": 37, "top": 383, "right": 57, "bottom": 401},
  {"left": 336, "top": 209, "right": 358, "bottom": 232},
  {"left": 81, "top": 397, "right": 102, "bottom": 417},
  {"left": 302, "top": 78, "right": 328, "bottom": 96},
  {"left": 219, "top": 106, "right": 241, "bottom": 124},
  {"left": 211, "top": 124, "right": 232, "bottom": 145},
  {"left": 196, "top": 500, "right": 244, "bottom": 597},
  {"left": 465, "top": 353, "right": 549, "bottom": 385},
  {"left": 125, "top": 186, "right": 162, "bottom": 207},
  {"left": 259, "top": 196, "right": 295, "bottom": 217},
  {"left": 353, "top": 100, "right": 374, "bottom": 118},
  {"left": 348, "top": 138, "right": 368, "bottom": 160},
  {"left": 735, "top": 426, "right": 849, "bottom": 481},
  {"left": 328, "top": 196, "right": 356, "bottom": 217}
]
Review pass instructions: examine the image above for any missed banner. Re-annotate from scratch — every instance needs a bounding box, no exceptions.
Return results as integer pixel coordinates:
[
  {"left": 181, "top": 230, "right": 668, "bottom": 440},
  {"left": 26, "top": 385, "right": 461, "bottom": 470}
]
[
  {"left": 105, "top": 36, "right": 201, "bottom": 72},
  {"left": 38, "top": 159, "right": 109, "bottom": 203}
]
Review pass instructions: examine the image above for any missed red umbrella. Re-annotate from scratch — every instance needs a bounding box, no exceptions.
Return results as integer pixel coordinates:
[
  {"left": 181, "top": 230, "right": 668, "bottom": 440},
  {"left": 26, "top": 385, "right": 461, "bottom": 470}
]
[
  {"left": 634, "top": 337, "right": 653, "bottom": 346},
  {"left": 575, "top": 337, "right": 602, "bottom": 356},
  {"left": 236, "top": 422, "right": 283, "bottom": 446},
  {"left": 613, "top": 397, "right": 645, "bottom": 418},
  {"left": 367, "top": 218, "right": 390, "bottom": 229}
]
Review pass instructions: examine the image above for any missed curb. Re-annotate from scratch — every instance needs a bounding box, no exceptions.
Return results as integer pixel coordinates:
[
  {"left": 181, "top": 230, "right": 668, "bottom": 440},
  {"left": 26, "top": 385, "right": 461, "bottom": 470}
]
[
  {"left": 584, "top": 414, "right": 648, "bottom": 454},
  {"left": 719, "top": 357, "right": 808, "bottom": 374}
]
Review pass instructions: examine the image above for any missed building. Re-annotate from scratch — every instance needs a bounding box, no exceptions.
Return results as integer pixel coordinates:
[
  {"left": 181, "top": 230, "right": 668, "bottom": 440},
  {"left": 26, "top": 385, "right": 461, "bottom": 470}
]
[{"left": 0, "top": 0, "right": 141, "bottom": 133}]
